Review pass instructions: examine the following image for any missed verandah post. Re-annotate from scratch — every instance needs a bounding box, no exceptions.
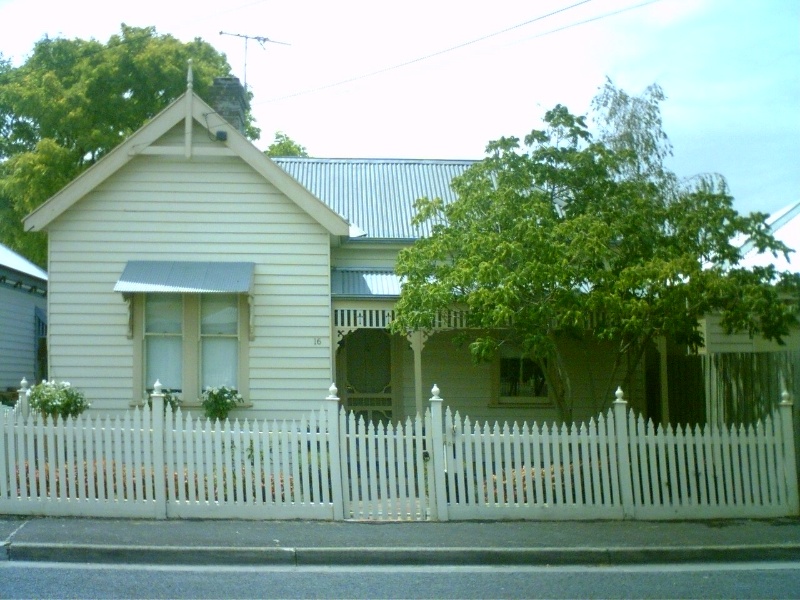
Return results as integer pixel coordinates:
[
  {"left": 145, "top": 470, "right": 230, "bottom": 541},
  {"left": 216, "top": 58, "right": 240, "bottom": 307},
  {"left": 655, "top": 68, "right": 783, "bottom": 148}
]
[
  {"left": 428, "top": 385, "right": 449, "bottom": 521},
  {"left": 151, "top": 380, "right": 167, "bottom": 519},
  {"left": 326, "top": 383, "right": 345, "bottom": 520},
  {"left": 612, "top": 387, "right": 635, "bottom": 519},
  {"left": 779, "top": 391, "right": 799, "bottom": 514}
]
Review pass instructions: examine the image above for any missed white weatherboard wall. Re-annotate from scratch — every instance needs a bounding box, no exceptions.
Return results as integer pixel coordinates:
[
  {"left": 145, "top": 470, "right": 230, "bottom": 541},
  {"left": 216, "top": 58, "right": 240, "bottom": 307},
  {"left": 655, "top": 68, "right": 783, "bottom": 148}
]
[
  {"left": 701, "top": 314, "right": 800, "bottom": 354},
  {"left": 46, "top": 122, "right": 333, "bottom": 415},
  {"left": 400, "top": 331, "right": 648, "bottom": 426},
  {"left": 332, "top": 243, "right": 404, "bottom": 270},
  {"left": 0, "top": 287, "right": 45, "bottom": 389}
]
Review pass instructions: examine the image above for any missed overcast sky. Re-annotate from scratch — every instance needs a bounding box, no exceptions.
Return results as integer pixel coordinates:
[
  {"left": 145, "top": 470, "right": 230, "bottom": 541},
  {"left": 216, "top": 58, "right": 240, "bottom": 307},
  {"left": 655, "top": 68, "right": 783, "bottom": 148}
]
[{"left": 1, "top": 0, "right": 798, "bottom": 216}]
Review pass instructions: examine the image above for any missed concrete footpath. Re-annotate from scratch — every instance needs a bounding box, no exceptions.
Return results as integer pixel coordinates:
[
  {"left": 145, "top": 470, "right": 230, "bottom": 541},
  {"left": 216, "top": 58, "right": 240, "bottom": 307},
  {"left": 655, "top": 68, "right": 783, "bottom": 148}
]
[{"left": 1, "top": 516, "right": 800, "bottom": 566}]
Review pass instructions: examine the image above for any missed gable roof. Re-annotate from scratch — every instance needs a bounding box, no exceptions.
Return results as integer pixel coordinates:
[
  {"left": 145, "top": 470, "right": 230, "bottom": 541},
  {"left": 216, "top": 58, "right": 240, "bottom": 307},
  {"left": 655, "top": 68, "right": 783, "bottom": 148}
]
[
  {"left": 273, "top": 158, "right": 475, "bottom": 239},
  {"left": 23, "top": 91, "right": 350, "bottom": 237}
]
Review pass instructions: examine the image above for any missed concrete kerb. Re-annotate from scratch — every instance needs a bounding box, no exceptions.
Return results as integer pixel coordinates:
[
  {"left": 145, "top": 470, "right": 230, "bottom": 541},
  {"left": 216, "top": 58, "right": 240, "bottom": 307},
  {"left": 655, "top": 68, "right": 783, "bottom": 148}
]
[{"left": 5, "top": 542, "right": 800, "bottom": 566}]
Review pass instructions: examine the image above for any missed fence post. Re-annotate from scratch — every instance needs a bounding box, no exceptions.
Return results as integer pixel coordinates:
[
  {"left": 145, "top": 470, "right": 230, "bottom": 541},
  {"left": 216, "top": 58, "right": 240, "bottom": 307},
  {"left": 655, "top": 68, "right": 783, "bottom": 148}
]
[
  {"left": 779, "top": 390, "right": 799, "bottom": 514},
  {"left": 428, "top": 385, "right": 449, "bottom": 521},
  {"left": 150, "top": 380, "right": 167, "bottom": 519},
  {"left": 612, "top": 387, "right": 635, "bottom": 519},
  {"left": 326, "top": 383, "right": 345, "bottom": 520},
  {"left": 17, "top": 378, "right": 30, "bottom": 421}
]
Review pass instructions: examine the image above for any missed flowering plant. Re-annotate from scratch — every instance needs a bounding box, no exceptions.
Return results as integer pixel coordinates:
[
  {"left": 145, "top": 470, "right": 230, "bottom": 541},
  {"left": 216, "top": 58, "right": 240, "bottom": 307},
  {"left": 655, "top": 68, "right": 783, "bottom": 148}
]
[
  {"left": 147, "top": 388, "right": 182, "bottom": 413},
  {"left": 201, "top": 386, "right": 243, "bottom": 421},
  {"left": 28, "top": 380, "right": 89, "bottom": 420}
]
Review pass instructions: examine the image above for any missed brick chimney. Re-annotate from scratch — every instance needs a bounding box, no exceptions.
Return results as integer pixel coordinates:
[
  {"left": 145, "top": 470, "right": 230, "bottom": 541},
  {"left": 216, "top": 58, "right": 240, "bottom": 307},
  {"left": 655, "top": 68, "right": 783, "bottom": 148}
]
[{"left": 209, "top": 77, "right": 248, "bottom": 135}]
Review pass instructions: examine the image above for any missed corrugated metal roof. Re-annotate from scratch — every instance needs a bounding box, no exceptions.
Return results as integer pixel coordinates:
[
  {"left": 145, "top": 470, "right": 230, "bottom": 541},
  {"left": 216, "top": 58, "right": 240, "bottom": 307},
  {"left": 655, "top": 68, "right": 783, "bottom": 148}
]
[
  {"left": 114, "top": 261, "right": 254, "bottom": 293},
  {"left": 273, "top": 158, "right": 475, "bottom": 239},
  {"left": 0, "top": 242, "right": 47, "bottom": 281},
  {"left": 331, "top": 269, "right": 401, "bottom": 298}
]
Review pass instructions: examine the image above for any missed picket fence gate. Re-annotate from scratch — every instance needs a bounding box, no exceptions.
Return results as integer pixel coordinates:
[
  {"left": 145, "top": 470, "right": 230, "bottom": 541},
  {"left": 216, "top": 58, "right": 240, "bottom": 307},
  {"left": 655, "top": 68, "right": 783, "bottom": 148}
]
[{"left": 0, "top": 382, "right": 797, "bottom": 521}]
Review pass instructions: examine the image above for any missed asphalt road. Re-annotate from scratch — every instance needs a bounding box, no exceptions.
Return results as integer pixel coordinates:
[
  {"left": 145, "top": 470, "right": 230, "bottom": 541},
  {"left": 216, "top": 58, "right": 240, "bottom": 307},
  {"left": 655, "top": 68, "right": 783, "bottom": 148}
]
[{"left": 1, "top": 561, "right": 799, "bottom": 599}]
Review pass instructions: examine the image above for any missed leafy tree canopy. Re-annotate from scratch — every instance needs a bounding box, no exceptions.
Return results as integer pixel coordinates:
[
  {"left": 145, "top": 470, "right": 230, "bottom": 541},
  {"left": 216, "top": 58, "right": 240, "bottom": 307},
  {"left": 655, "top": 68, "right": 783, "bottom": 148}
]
[
  {"left": 265, "top": 131, "right": 309, "bottom": 157},
  {"left": 390, "top": 82, "right": 800, "bottom": 419},
  {"left": 0, "top": 25, "right": 254, "bottom": 266}
]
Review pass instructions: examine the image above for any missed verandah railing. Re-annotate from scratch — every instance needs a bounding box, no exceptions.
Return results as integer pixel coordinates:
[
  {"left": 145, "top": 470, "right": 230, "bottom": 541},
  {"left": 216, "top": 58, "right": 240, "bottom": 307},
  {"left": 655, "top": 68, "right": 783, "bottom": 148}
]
[{"left": 0, "top": 383, "right": 797, "bottom": 521}]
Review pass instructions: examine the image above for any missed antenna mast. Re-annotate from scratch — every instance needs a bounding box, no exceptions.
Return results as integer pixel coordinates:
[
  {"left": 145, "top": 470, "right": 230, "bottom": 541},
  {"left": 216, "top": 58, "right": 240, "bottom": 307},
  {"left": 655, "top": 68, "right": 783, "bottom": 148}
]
[{"left": 219, "top": 31, "right": 290, "bottom": 89}]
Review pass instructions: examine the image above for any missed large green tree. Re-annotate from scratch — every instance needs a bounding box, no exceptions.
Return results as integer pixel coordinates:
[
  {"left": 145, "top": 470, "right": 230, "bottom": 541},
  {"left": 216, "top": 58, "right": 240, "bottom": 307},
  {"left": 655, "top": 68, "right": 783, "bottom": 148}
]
[
  {"left": 265, "top": 131, "right": 309, "bottom": 157},
  {"left": 390, "top": 85, "right": 800, "bottom": 420},
  {"left": 0, "top": 25, "right": 254, "bottom": 266}
]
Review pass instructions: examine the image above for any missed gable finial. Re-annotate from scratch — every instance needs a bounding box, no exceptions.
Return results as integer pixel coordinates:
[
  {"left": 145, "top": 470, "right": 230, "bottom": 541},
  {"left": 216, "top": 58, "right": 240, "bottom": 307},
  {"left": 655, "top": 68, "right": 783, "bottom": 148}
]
[{"left": 187, "top": 59, "right": 193, "bottom": 91}]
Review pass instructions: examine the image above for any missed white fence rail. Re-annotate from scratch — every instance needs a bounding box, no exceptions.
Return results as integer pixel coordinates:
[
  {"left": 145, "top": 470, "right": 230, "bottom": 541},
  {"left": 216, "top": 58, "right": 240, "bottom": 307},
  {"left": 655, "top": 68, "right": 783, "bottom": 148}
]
[{"left": 1, "top": 383, "right": 797, "bottom": 521}]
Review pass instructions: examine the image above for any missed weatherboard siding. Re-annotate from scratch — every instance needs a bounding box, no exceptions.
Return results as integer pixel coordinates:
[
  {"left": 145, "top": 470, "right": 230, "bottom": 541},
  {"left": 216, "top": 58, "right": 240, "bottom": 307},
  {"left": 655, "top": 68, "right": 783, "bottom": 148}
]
[
  {"left": 0, "top": 286, "right": 46, "bottom": 389},
  {"left": 700, "top": 313, "right": 800, "bottom": 354},
  {"left": 46, "top": 131, "right": 333, "bottom": 414},
  {"left": 332, "top": 244, "right": 405, "bottom": 270},
  {"left": 398, "top": 331, "right": 646, "bottom": 425}
]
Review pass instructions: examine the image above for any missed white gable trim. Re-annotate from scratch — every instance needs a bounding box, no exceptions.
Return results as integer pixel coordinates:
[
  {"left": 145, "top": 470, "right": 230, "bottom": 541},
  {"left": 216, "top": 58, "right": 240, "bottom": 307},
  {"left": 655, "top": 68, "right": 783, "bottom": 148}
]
[
  {"left": 205, "top": 106, "right": 350, "bottom": 236},
  {"left": 23, "top": 92, "right": 350, "bottom": 237}
]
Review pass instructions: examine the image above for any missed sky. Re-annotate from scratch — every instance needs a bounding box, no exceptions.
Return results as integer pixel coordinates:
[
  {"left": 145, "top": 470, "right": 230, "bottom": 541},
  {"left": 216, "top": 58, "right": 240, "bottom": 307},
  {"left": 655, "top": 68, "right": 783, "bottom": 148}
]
[{"left": 0, "top": 0, "right": 798, "bottom": 216}]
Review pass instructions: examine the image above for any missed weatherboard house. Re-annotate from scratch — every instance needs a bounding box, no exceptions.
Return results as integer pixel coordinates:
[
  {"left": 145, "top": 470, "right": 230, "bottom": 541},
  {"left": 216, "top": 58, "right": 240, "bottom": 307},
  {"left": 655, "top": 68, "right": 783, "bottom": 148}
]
[
  {"left": 0, "top": 242, "right": 47, "bottom": 394},
  {"left": 23, "top": 76, "right": 649, "bottom": 424}
]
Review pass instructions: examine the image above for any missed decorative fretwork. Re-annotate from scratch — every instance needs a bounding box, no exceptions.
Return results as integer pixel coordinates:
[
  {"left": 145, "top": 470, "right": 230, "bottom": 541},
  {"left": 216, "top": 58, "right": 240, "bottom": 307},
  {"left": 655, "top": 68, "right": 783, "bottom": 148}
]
[
  {"left": 334, "top": 308, "right": 395, "bottom": 334},
  {"left": 333, "top": 306, "right": 469, "bottom": 337}
]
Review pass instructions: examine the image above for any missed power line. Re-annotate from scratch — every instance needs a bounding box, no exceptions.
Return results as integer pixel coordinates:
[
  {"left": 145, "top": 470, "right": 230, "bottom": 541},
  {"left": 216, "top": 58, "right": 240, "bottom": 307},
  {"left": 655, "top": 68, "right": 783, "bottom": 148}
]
[{"left": 257, "top": 0, "right": 662, "bottom": 105}]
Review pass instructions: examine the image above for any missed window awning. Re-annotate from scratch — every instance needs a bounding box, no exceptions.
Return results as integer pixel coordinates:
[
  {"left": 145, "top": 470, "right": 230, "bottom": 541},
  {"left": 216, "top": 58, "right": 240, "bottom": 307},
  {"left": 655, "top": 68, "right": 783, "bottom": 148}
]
[{"left": 114, "top": 261, "right": 255, "bottom": 294}]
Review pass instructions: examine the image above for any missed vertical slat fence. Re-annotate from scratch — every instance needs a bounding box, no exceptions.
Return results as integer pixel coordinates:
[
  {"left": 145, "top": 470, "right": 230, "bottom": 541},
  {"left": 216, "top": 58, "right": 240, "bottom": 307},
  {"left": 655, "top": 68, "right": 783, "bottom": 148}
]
[{"left": 1, "top": 382, "right": 796, "bottom": 521}]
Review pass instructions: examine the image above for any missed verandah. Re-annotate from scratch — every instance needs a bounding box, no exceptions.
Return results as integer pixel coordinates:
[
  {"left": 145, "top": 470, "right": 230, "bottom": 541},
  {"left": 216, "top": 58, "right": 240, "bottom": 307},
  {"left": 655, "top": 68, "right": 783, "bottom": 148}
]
[{"left": 0, "top": 382, "right": 797, "bottom": 521}]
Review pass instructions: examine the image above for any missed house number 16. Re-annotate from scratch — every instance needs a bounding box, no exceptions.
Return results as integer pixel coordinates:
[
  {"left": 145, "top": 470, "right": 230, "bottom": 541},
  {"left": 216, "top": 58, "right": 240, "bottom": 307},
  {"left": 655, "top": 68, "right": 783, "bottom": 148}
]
[{"left": 313, "top": 338, "right": 322, "bottom": 346}]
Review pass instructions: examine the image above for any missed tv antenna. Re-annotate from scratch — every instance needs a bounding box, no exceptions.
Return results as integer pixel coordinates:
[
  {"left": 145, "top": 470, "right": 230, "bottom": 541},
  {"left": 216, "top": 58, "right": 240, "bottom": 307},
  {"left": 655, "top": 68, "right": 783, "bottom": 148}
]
[{"left": 219, "top": 31, "right": 290, "bottom": 89}]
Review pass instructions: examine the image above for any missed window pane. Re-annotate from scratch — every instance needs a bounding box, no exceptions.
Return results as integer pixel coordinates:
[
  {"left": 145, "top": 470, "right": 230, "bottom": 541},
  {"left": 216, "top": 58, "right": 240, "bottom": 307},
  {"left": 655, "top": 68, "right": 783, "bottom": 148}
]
[
  {"left": 201, "top": 295, "right": 238, "bottom": 335},
  {"left": 518, "top": 358, "right": 547, "bottom": 397},
  {"left": 146, "top": 336, "right": 182, "bottom": 391},
  {"left": 202, "top": 338, "right": 238, "bottom": 389},
  {"left": 500, "top": 357, "right": 547, "bottom": 398},
  {"left": 145, "top": 294, "right": 182, "bottom": 334},
  {"left": 500, "top": 358, "right": 520, "bottom": 396}
]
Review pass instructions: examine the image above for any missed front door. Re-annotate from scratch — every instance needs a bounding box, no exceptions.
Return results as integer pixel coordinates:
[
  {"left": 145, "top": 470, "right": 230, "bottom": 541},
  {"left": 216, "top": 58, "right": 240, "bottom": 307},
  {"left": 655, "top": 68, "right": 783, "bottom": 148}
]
[{"left": 337, "top": 329, "right": 394, "bottom": 425}]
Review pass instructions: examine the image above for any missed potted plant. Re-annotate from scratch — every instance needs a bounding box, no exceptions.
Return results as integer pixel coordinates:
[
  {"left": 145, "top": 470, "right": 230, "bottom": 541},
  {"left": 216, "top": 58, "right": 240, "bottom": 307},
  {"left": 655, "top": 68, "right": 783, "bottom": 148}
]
[
  {"left": 201, "top": 386, "right": 243, "bottom": 421},
  {"left": 28, "top": 380, "right": 89, "bottom": 421}
]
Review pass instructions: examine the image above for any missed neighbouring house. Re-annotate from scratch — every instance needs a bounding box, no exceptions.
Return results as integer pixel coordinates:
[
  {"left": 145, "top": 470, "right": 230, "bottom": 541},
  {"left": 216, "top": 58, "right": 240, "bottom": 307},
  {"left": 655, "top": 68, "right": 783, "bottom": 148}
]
[
  {"left": 22, "top": 74, "right": 649, "bottom": 424},
  {"left": 0, "top": 242, "right": 47, "bottom": 401},
  {"left": 700, "top": 200, "right": 800, "bottom": 355},
  {"left": 664, "top": 201, "right": 800, "bottom": 427}
]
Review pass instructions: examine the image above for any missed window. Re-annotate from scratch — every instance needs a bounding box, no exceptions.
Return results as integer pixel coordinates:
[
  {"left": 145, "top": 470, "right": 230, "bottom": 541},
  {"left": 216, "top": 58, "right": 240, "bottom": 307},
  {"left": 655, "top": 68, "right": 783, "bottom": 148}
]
[
  {"left": 201, "top": 294, "right": 239, "bottom": 390},
  {"left": 493, "top": 351, "right": 549, "bottom": 406},
  {"left": 137, "top": 293, "right": 248, "bottom": 402},
  {"left": 145, "top": 294, "right": 183, "bottom": 392}
]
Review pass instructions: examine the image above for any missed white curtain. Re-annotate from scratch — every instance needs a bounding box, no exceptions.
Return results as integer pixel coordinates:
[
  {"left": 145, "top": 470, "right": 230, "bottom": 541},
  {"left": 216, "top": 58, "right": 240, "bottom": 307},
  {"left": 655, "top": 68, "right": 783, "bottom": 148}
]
[
  {"left": 201, "top": 295, "right": 238, "bottom": 389},
  {"left": 145, "top": 294, "right": 183, "bottom": 391}
]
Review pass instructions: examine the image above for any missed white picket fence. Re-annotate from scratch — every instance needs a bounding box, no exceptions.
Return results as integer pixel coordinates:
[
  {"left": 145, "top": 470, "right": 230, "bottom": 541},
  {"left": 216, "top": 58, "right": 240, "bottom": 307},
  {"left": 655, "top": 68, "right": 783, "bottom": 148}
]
[
  {"left": 0, "top": 385, "right": 342, "bottom": 520},
  {"left": 441, "top": 389, "right": 799, "bottom": 520},
  {"left": 0, "top": 383, "right": 797, "bottom": 521}
]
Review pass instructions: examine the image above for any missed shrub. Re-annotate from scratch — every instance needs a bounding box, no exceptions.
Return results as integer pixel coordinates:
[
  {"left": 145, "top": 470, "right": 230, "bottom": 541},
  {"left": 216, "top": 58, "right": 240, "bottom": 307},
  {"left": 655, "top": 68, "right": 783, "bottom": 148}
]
[
  {"left": 201, "top": 386, "right": 243, "bottom": 421},
  {"left": 147, "top": 388, "right": 182, "bottom": 413},
  {"left": 28, "top": 380, "right": 89, "bottom": 420}
]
